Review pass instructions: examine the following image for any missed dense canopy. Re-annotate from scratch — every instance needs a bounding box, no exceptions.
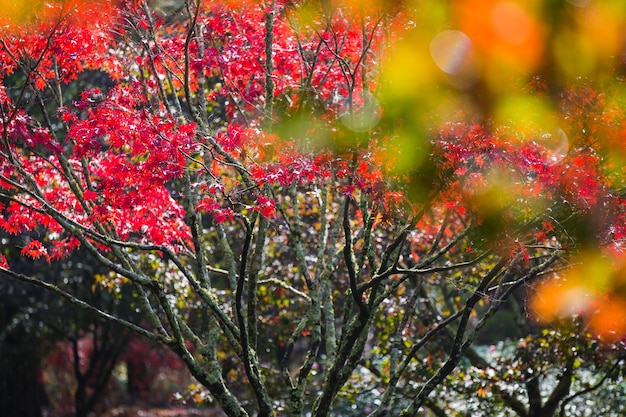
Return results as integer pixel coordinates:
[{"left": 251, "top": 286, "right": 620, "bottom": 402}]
[{"left": 0, "top": 1, "right": 625, "bottom": 416}]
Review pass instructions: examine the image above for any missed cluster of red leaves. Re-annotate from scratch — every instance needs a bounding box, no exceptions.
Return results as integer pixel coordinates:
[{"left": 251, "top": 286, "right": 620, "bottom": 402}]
[
  {"left": 1, "top": 84, "right": 197, "bottom": 254},
  {"left": 65, "top": 83, "right": 198, "bottom": 180},
  {"left": 66, "top": 86, "right": 197, "bottom": 246},
  {"left": 161, "top": 0, "right": 393, "bottom": 120},
  {"left": 196, "top": 196, "right": 234, "bottom": 224},
  {"left": 251, "top": 152, "right": 332, "bottom": 187},
  {"left": 0, "top": 0, "right": 120, "bottom": 87},
  {"left": 432, "top": 114, "right": 624, "bottom": 254}
]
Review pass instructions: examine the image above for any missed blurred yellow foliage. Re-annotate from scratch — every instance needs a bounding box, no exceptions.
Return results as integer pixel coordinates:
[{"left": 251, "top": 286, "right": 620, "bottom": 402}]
[{"left": 0, "top": 0, "right": 43, "bottom": 23}]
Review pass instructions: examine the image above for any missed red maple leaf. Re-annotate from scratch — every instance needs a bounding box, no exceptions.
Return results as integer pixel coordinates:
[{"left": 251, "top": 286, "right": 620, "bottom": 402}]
[{"left": 21, "top": 240, "right": 51, "bottom": 263}]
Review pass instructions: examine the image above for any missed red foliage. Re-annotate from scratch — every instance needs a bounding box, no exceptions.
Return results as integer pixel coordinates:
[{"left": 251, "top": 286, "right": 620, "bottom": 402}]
[
  {"left": 0, "top": 0, "right": 620, "bottom": 258},
  {"left": 21, "top": 239, "right": 51, "bottom": 262},
  {"left": 0, "top": 0, "right": 625, "bottom": 357},
  {"left": 121, "top": 336, "right": 185, "bottom": 399}
]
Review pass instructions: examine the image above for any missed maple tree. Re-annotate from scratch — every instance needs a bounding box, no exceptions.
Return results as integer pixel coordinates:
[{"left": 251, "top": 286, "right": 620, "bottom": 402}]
[{"left": 1, "top": 0, "right": 626, "bottom": 416}]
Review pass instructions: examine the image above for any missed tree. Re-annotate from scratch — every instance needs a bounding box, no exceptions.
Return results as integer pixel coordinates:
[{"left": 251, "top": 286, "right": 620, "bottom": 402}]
[
  {"left": 43, "top": 261, "right": 132, "bottom": 417},
  {"left": 0, "top": 1, "right": 625, "bottom": 416},
  {"left": 0, "top": 240, "right": 136, "bottom": 417}
]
